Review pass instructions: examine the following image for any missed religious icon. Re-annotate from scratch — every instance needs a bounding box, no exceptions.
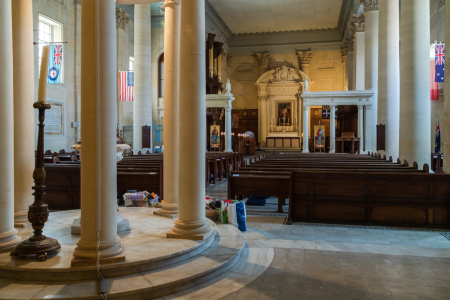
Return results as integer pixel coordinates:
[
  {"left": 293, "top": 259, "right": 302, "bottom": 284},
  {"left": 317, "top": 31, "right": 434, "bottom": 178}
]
[
  {"left": 314, "top": 125, "right": 326, "bottom": 147},
  {"left": 277, "top": 103, "right": 291, "bottom": 125},
  {"left": 210, "top": 125, "right": 220, "bottom": 148}
]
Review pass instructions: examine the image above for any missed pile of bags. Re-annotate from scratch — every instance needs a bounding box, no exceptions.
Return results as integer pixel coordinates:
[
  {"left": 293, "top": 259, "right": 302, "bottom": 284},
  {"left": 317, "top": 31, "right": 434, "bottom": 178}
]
[
  {"left": 219, "top": 200, "right": 246, "bottom": 232},
  {"left": 124, "top": 191, "right": 159, "bottom": 207}
]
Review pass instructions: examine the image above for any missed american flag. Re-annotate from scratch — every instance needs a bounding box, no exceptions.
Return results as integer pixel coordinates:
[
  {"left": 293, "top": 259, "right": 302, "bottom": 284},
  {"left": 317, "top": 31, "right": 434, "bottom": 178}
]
[
  {"left": 435, "top": 44, "right": 445, "bottom": 83},
  {"left": 119, "top": 71, "right": 134, "bottom": 101}
]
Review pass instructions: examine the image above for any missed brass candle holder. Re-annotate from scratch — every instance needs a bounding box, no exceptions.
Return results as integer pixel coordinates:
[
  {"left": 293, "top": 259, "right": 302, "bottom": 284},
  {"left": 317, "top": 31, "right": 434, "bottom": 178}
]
[{"left": 10, "top": 101, "right": 61, "bottom": 261}]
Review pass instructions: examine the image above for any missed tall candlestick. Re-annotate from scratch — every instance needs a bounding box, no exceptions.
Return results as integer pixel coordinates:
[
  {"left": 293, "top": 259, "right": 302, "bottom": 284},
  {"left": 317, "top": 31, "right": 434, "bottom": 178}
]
[
  {"left": 218, "top": 53, "right": 222, "bottom": 81},
  {"left": 38, "top": 45, "right": 50, "bottom": 103},
  {"left": 209, "top": 47, "right": 214, "bottom": 78}
]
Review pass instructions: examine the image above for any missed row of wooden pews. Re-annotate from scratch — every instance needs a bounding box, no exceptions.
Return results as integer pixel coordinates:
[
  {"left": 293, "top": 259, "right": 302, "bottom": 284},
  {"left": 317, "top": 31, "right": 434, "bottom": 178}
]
[
  {"left": 42, "top": 151, "right": 250, "bottom": 209},
  {"left": 228, "top": 152, "right": 450, "bottom": 227}
]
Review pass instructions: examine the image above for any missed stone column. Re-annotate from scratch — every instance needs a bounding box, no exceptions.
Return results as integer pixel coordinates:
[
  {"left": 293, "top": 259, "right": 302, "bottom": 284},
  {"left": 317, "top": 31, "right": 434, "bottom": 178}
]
[
  {"left": 0, "top": 0, "right": 20, "bottom": 252},
  {"left": 72, "top": 0, "right": 124, "bottom": 264},
  {"left": 363, "top": 1, "right": 379, "bottom": 153},
  {"left": 224, "top": 106, "right": 233, "bottom": 152},
  {"left": 297, "top": 51, "right": 312, "bottom": 77},
  {"left": 351, "top": 14, "right": 365, "bottom": 90},
  {"left": 358, "top": 105, "right": 364, "bottom": 153},
  {"left": 445, "top": 0, "right": 450, "bottom": 171},
  {"left": 378, "top": 0, "right": 400, "bottom": 160},
  {"left": 116, "top": 8, "right": 131, "bottom": 128},
  {"left": 344, "top": 37, "right": 354, "bottom": 90},
  {"left": 329, "top": 106, "right": 336, "bottom": 153},
  {"left": 256, "top": 53, "right": 271, "bottom": 147},
  {"left": 12, "top": 0, "right": 35, "bottom": 227},
  {"left": 133, "top": 4, "right": 152, "bottom": 153},
  {"left": 302, "top": 106, "right": 309, "bottom": 153},
  {"left": 168, "top": 0, "right": 213, "bottom": 240},
  {"left": 399, "top": 0, "right": 431, "bottom": 169},
  {"left": 341, "top": 50, "right": 347, "bottom": 91},
  {"left": 156, "top": 0, "right": 180, "bottom": 218}
]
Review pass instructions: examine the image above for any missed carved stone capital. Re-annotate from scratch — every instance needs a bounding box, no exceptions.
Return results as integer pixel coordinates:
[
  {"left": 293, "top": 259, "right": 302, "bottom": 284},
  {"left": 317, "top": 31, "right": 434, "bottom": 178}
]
[
  {"left": 343, "top": 37, "right": 354, "bottom": 52},
  {"left": 255, "top": 53, "right": 272, "bottom": 68},
  {"left": 116, "top": 8, "right": 131, "bottom": 30},
  {"left": 226, "top": 55, "right": 232, "bottom": 64},
  {"left": 361, "top": 0, "right": 379, "bottom": 12},
  {"left": 296, "top": 51, "right": 312, "bottom": 65},
  {"left": 350, "top": 14, "right": 365, "bottom": 34},
  {"left": 164, "top": 0, "right": 180, "bottom": 8}
]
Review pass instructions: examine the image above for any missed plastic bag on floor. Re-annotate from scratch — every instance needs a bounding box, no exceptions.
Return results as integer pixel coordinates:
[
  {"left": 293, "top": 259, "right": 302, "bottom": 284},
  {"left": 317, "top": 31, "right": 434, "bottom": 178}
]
[{"left": 235, "top": 202, "right": 247, "bottom": 232}]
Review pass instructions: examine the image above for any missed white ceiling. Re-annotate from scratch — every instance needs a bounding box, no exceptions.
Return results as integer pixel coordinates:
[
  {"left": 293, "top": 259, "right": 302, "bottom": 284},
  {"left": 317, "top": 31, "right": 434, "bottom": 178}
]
[{"left": 208, "top": 0, "right": 343, "bottom": 34}]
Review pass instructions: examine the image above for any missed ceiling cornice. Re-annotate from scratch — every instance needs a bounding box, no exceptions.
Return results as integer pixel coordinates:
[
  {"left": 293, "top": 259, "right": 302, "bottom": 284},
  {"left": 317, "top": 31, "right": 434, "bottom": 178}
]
[{"left": 205, "top": 0, "right": 233, "bottom": 41}]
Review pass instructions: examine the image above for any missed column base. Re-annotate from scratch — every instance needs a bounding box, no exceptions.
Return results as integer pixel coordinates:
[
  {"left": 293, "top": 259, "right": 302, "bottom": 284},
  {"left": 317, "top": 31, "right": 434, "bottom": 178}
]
[
  {"left": 71, "top": 252, "right": 126, "bottom": 267},
  {"left": 153, "top": 203, "right": 178, "bottom": 219},
  {"left": 302, "top": 150, "right": 310, "bottom": 153},
  {"left": 0, "top": 229, "right": 21, "bottom": 254},
  {"left": 72, "top": 236, "right": 124, "bottom": 265},
  {"left": 71, "top": 217, "right": 130, "bottom": 235},
  {"left": 167, "top": 219, "right": 213, "bottom": 241},
  {"left": 223, "top": 149, "right": 233, "bottom": 153},
  {"left": 14, "top": 211, "right": 31, "bottom": 228}
]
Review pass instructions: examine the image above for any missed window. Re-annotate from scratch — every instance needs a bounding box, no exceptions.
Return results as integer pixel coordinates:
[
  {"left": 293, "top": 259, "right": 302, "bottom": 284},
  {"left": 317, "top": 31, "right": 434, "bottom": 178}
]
[
  {"left": 159, "top": 53, "right": 164, "bottom": 98},
  {"left": 38, "top": 14, "right": 63, "bottom": 83},
  {"left": 129, "top": 56, "right": 134, "bottom": 71}
]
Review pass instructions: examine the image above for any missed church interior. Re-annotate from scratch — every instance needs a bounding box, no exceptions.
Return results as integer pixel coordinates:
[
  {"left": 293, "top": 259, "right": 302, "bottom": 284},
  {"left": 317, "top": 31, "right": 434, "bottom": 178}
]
[{"left": 2, "top": 0, "right": 450, "bottom": 299}]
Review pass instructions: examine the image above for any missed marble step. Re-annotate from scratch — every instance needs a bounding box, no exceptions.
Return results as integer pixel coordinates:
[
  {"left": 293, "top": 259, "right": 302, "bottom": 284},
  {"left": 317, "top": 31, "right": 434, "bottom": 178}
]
[{"left": 0, "top": 224, "right": 246, "bottom": 300}]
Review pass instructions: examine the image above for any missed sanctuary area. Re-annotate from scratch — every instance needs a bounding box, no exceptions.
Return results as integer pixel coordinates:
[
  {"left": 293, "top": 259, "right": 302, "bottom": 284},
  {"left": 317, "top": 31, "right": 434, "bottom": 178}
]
[{"left": 1, "top": 1, "right": 450, "bottom": 300}]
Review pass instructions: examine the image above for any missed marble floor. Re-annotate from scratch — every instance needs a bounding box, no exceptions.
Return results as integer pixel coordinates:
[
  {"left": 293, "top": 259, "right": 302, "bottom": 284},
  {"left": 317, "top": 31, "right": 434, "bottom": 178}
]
[{"left": 175, "top": 179, "right": 450, "bottom": 300}]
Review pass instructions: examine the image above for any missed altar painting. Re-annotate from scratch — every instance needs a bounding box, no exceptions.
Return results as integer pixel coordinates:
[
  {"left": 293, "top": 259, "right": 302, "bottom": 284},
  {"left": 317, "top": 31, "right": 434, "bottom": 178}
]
[
  {"left": 210, "top": 125, "right": 220, "bottom": 149},
  {"left": 314, "top": 125, "right": 326, "bottom": 148},
  {"left": 277, "top": 103, "right": 291, "bottom": 125}
]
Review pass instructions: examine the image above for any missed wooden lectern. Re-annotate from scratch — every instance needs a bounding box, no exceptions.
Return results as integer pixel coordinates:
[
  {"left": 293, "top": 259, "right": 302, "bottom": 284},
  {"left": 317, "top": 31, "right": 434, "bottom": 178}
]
[{"left": 335, "top": 132, "right": 360, "bottom": 154}]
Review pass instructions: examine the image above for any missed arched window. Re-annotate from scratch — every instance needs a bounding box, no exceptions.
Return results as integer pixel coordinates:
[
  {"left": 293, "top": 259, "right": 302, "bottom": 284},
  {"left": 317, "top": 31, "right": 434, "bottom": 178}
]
[{"left": 158, "top": 53, "right": 164, "bottom": 98}]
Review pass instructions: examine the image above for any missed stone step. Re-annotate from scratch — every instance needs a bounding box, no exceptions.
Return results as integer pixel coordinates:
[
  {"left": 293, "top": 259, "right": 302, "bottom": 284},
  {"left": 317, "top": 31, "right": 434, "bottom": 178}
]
[{"left": 0, "top": 224, "right": 246, "bottom": 300}]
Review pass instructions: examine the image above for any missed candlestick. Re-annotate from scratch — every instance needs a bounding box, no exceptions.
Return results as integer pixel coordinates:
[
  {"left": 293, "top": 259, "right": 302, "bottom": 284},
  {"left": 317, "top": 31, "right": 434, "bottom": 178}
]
[
  {"left": 38, "top": 45, "right": 50, "bottom": 102},
  {"left": 209, "top": 47, "right": 214, "bottom": 78},
  {"left": 218, "top": 53, "right": 222, "bottom": 81}
]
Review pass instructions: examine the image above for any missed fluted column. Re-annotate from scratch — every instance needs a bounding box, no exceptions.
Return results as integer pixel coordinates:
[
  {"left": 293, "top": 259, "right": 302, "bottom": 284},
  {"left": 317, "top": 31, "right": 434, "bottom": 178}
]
[
  {"left": 351, "top": 14, "right": 365, "bottom": 90},
  {"left": 297, "top": 51, "right": 312, "bottom": 77},
  {"left": 364, "top": 1, "right": 378, "bottom": 153},
  {"left": 133, "top": 4, "right": 152, "bottom": 153},
  {"left": 399, "top": 0, "right": 431, "bottom": 169},
  {"left": 72, "top": 0, "right": 124, "bottom": 264},
  {"left": 168, "top": 0, "right": 213, "bottom": 240},
  {"left": 156, "top": 0, "right": 180, "bottom": 218},
  {"left": 302, "top": 106, "right": 309, "bottom": 153},
  {"left": 378, "top": 0, "right": 400, "bottom": 160},
  {"left": 0, "top": 0, "right": 20, "bottom": 252},
  {"left": 358, "top": 105, "right": 364, "bottom": 153},
  {"left": 12, "top": 0, "right": 34, "bottom": 227},
  {"left": 329, "top": 106, "right": 336, "bottom": 153},
  {"left": 256, "top": 53, "right": 271, "bottom": 147},
  {"left": 445, "top": 0, "right": 450, "bottom": 171}
]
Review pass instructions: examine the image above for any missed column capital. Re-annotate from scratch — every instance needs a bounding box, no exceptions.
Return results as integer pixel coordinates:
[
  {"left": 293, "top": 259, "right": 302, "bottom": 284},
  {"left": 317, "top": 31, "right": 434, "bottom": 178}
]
[
  {"left": 163, "top": 0, "right": 180, "bottom": 10},
  {"left": 341, "top": 49, "right": 347, "bottom": 62},
  {"left": 350, "top": 14, "right": 365, "bottom": 34},
  {"left": 296, "top": 51, "right": 312, "bottom": 64},
  {"left": 116, "top": 8, "right": 130, "bottom": 30},
  {"left": 361, "top": 0, "right": 379, "bottom": 12},
  {"left": 255, "top": 53, "right": 272, "bottom": 67},
  {"left": 303, "top": 105, "right": 310, "bottom": 111}
]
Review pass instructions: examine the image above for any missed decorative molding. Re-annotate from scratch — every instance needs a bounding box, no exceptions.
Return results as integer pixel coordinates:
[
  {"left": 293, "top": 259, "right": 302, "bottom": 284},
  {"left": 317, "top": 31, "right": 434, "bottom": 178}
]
[
  {"left": 255, "top": 53, "right": 272, "bottom": 68},
  {"left": 343, "top": 37, "right": 354, "bottom": 52},
  {"left": 159, "top": 3, "right": 165, "bottom": 14},
  {"left": 439, "top": 0, "right": 445, "bottom": 8},
  {"left": 74, "top": 0, "right": 81, "bottom": 4},
  {"left": 361, "top": 0, "right": 379, "bottom": 12},
  {"left": 116, "top": 8, "right": 131, "bottom": 30},
  {"left": 297, "top": 51, "right": 312, "bottom": 65},
  {"left": 205, "top": 0, "right": 233, "bottom": 42},
  {"left": 341, "top": 49, "right": 347, "bottom": 62},
  {"left": 338, "top": 0, "right": 355, "bottom": 36},
  {"left": 350, "top": 14, "right": 365, "bottom": 34},
  {"left": 226, "top": 55, "right": 232, "bottom": 64}
]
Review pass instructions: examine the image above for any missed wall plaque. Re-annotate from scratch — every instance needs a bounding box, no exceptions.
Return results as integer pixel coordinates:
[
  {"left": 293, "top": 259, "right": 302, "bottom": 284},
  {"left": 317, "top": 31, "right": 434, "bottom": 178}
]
[
  {"left": 44, "top": 103, "right": 64, "bottom": 136},
  {"left": 377, "top": 124, "right": 385, "bottom": 151},
  {"left": 142, "top": 125, "right": 151, "bottom": 149}
]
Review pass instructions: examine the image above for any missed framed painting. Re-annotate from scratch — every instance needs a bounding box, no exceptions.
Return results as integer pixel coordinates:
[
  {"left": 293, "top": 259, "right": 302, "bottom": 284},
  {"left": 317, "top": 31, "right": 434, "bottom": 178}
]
[
  {"left": 210, "top": 125, "right": 220, "bottom": 149},
  {"left": 314, "top": 125, "right": 326, "bottom": 148}
]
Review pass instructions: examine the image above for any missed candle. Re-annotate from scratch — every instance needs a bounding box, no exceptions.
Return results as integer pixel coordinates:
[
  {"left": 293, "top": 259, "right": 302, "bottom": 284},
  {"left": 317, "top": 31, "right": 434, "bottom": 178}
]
[{"left": 38, "top": 45, "right": 50, "bottom": 102}]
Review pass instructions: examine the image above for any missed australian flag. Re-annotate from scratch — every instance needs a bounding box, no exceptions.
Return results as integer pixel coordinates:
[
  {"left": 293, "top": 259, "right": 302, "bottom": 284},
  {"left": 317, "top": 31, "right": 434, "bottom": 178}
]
[
  {"left": 435, "top": 44, "right": 445, "bottom": 83},
  {"left": 47, "top": 44, "right": 62, "bottom": 84},
  {"left": 435, "top": 118, "right": 441, "bottom": 153}
]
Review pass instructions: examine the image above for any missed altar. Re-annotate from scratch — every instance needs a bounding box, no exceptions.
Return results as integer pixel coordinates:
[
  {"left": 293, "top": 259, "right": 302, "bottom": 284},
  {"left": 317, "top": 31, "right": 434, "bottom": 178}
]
[{"left": 255, "top": 65, "right": 312, "bottom": 148}]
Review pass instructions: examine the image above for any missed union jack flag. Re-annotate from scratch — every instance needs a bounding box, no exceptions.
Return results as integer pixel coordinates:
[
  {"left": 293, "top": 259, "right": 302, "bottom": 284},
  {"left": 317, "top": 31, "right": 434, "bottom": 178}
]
[
  {"left": 435, "top": 44, "right": 445, "bottom": 82},
  {"left": 53, "top": 45, "right": 63, "bottom": 65}
]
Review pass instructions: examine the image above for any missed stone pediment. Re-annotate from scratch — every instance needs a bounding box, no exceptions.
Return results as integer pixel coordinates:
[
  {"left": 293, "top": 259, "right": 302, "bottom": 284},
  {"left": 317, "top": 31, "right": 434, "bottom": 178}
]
[{"left": 255, "top": 66, "right": 313, "bottom": 97}]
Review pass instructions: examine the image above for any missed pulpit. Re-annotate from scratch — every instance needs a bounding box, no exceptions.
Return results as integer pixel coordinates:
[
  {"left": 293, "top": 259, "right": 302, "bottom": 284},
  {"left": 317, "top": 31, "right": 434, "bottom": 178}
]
[{"left": 335, "top": 132, "right": 360, "bottom": 154}]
